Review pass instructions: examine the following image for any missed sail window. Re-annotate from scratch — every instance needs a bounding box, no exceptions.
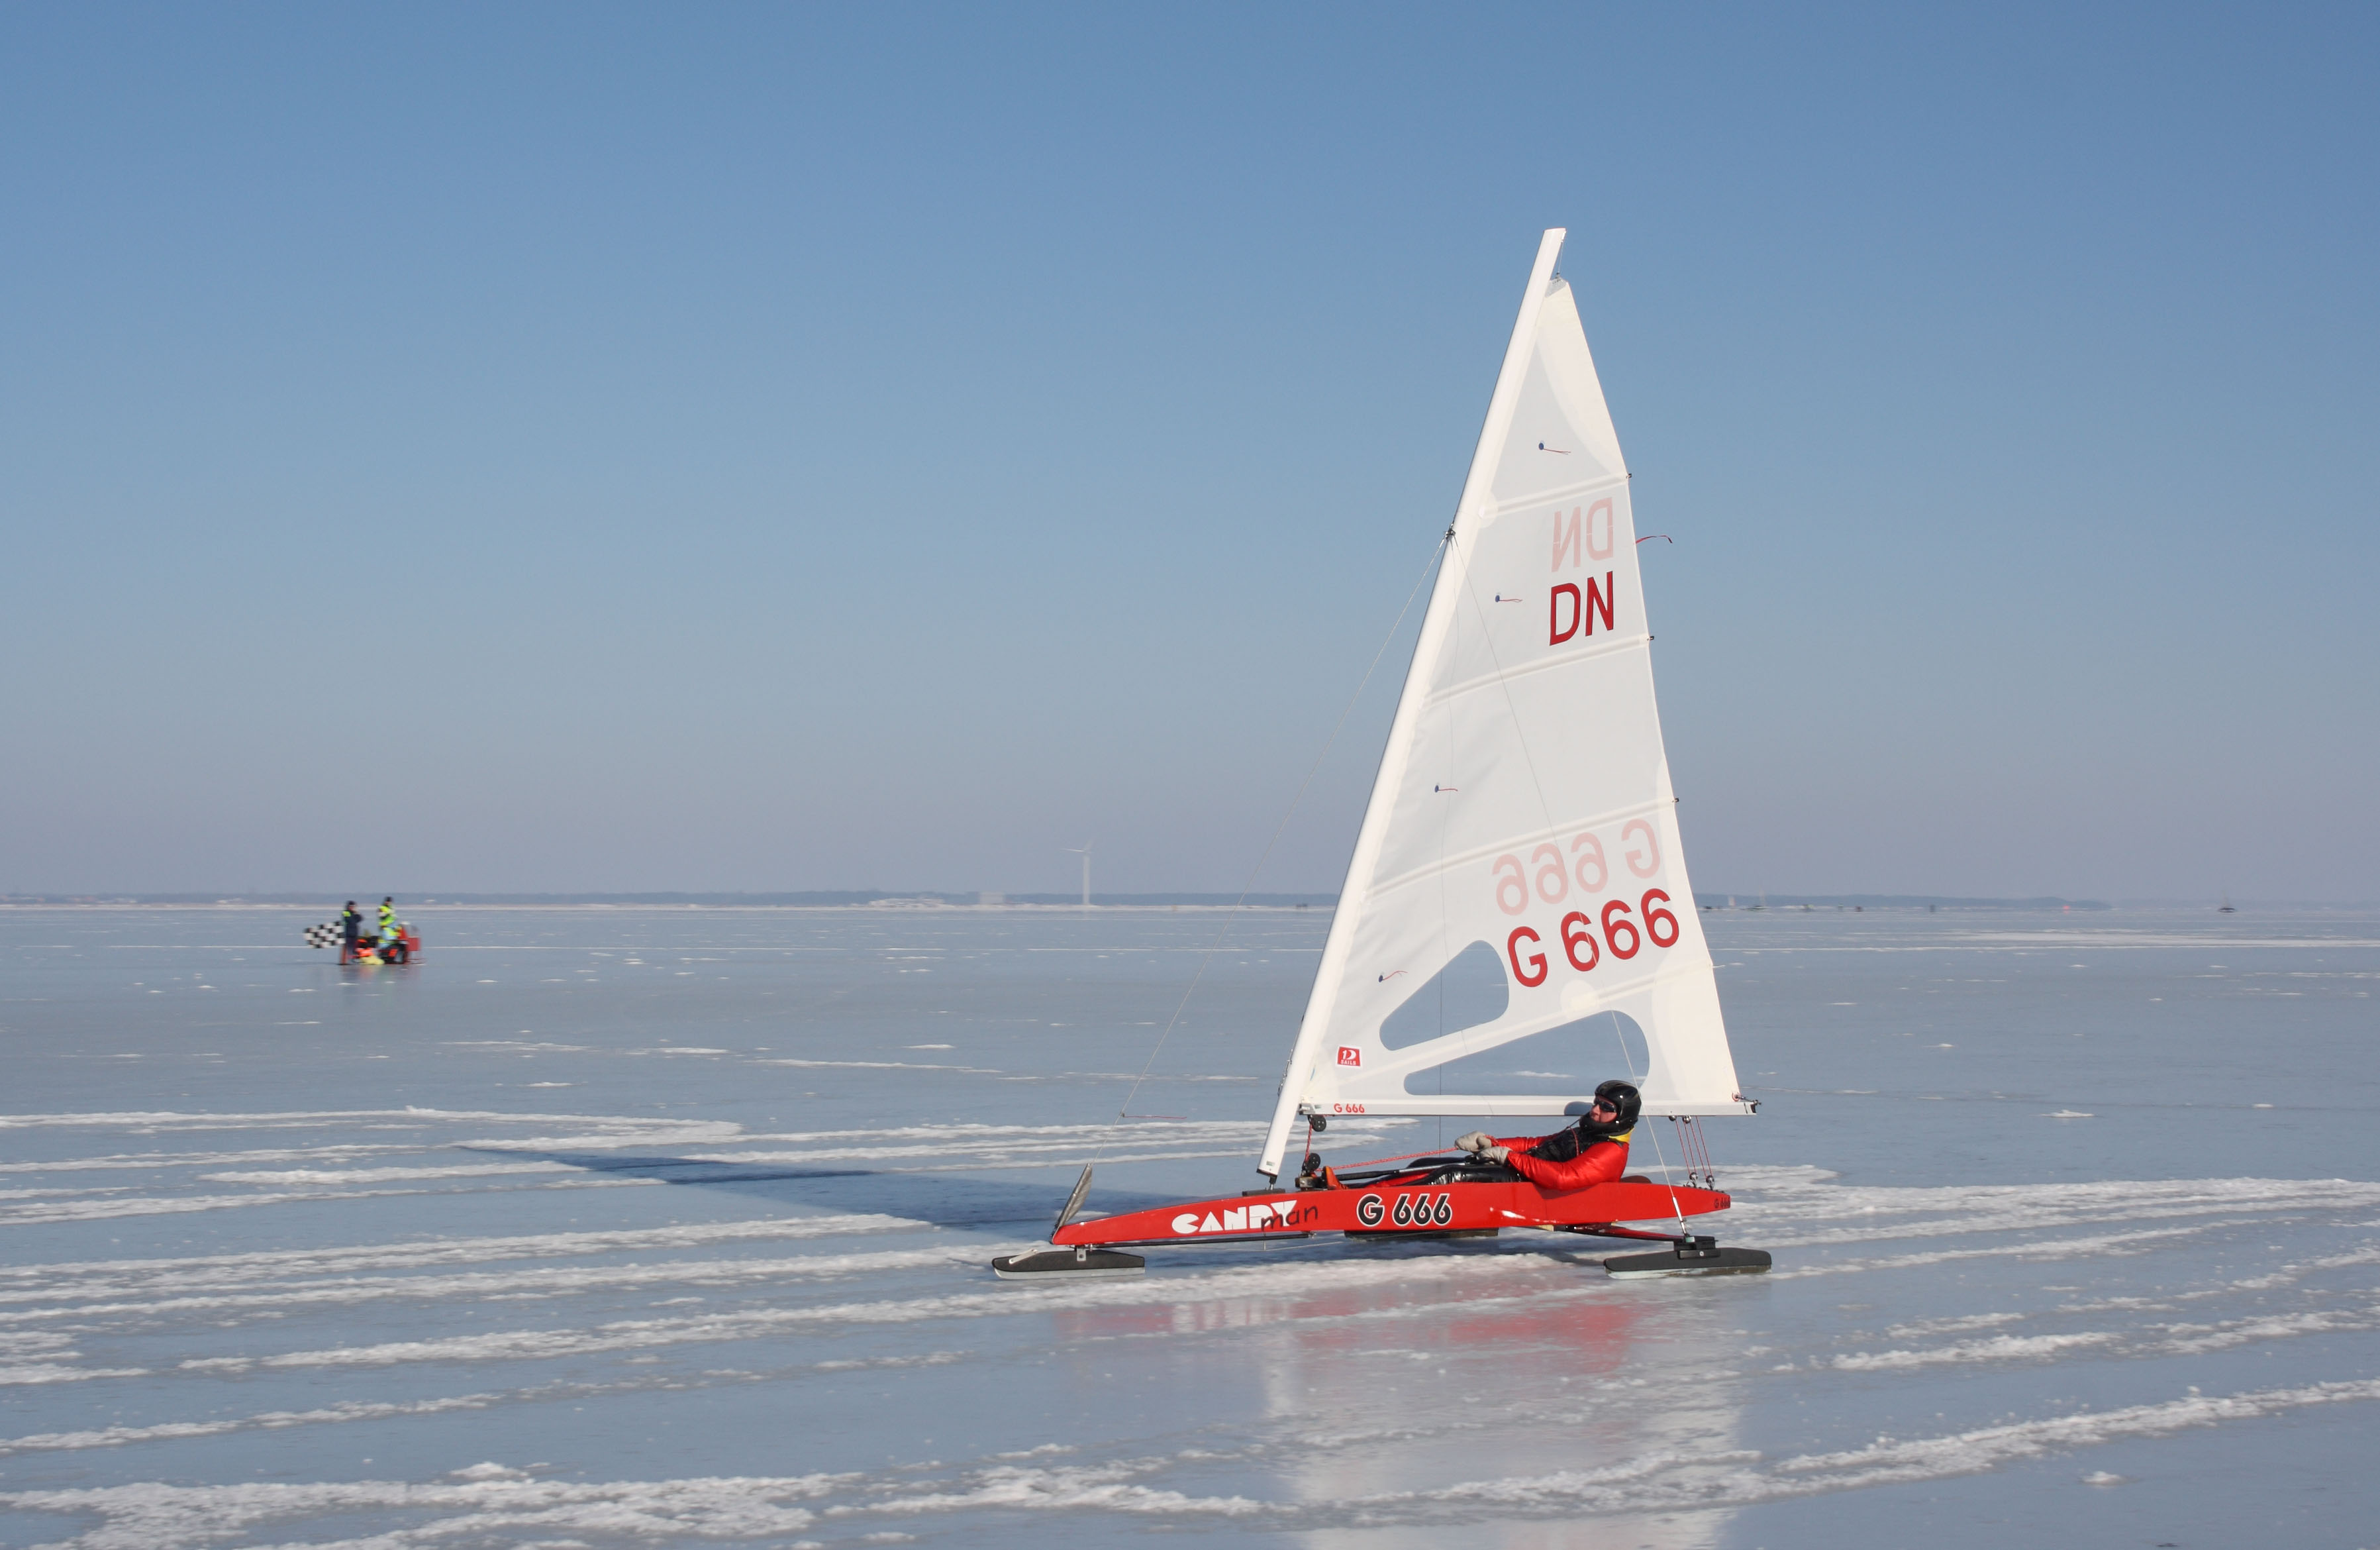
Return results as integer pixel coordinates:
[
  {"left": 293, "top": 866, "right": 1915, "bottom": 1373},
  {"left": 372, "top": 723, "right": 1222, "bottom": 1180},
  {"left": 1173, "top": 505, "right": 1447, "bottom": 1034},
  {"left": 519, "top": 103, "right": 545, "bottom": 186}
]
[
  {"left": 1377, "top": 941, "right": 1509, "bottom": 1051},
  {"left": 1400, "top": 1010, "right": 1650, "bottom": 1100}
]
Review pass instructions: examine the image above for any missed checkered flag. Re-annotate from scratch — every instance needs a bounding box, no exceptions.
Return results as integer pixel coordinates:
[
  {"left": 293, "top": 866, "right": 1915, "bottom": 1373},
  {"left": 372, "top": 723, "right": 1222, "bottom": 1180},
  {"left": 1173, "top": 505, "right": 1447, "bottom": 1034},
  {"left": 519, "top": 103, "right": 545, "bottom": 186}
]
[{"left": 303, "top": 923, "right": 338, "bottom": 949}]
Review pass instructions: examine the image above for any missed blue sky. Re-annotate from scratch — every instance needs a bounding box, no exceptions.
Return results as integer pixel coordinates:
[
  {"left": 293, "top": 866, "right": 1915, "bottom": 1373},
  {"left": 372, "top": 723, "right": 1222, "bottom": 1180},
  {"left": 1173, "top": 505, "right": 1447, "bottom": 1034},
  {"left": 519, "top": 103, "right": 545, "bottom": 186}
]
[{"left": 3, "top": 3, "right": 2374, "bottom": 900}]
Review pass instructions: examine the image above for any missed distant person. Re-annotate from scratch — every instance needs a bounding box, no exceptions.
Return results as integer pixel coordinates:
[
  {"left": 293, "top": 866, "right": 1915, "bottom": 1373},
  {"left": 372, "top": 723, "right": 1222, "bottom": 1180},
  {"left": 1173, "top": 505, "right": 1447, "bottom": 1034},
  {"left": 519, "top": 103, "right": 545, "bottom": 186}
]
[
  {"left": 1454, "top": 1080, "right": 1641, "bottom": 1190},
  {"left": 377, "top": 897, "right": 409, "bottom": 964},
  {"left": 339, "top": 901, "right": 362, "bottom": 964}
]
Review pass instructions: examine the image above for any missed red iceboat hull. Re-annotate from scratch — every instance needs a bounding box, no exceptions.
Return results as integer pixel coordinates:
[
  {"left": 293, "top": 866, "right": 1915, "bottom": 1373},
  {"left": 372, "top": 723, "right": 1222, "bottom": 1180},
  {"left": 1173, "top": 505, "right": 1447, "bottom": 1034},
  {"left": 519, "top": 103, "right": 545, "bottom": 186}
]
[{"left": 1053, "top": 1176, "right": 1729, "bottom": 1249}]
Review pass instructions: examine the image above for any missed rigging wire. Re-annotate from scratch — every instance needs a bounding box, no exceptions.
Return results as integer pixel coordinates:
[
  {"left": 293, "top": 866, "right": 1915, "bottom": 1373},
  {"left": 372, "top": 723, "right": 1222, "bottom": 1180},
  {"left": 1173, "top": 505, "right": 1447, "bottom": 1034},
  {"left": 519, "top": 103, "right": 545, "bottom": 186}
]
[
  {"left": 1607, "top": 1009, "right": 1692, "bottom": 1233},
  {"left": 1432, "top": 532, "right": 1462, "bottom": 1153},
  {"left": 1450, "top": 529, "right": 1563, "bottom": 851},
  {"left": 1338, "top": 1143, "right": 1469, "bottom": 1170},
  {"left": 1403, "top": 532, "right": 1560, "bottom": 1100},
  {"left": 1087, "top": 535, "right": 1452, "bottom": 1168}
]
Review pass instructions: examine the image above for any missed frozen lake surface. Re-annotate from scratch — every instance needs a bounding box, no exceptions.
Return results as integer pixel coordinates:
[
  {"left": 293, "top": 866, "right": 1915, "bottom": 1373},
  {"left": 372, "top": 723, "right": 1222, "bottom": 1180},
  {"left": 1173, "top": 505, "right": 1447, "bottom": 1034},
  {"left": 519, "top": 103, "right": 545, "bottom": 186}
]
[{"left": 1, "top": 903, "right": 2374, "bottom": 1549}]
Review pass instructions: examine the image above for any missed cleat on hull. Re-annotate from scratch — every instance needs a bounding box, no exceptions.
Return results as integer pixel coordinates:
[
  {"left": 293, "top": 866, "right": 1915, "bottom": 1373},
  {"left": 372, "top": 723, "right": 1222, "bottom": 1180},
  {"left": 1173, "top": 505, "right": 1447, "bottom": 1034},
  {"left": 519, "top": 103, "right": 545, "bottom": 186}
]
[
  {"left": 1603, "top": 1244, "right": 1771, "bottom": 1279},
  {"left": 991, "top": 1245, "right": 1146, "bottom": 1280}
]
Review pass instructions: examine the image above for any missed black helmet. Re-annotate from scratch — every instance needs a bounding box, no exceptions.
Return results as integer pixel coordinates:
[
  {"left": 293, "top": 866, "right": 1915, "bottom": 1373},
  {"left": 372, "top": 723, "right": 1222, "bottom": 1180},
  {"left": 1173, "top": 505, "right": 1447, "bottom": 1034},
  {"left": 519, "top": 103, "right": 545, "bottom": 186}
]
[{"left": 1579, "top": 1078, "right": 1641, "bottom": 1141}]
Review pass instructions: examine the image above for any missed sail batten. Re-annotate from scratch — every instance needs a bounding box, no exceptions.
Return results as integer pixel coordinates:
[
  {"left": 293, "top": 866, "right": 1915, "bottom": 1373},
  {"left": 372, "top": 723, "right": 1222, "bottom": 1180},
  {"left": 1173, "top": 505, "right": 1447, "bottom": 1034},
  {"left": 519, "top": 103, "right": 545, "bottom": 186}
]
[
  {"left": 1362, "top": 794, "right": 1682, "bottom": 903},
  {"left": 1420, "top": 632, "right": 1652, "bottom": 713},
  {"left": 1257, "top": 231, "right": 1748, "bottom": 1179},
  {"left": 1486, "top": 466, "right": 1631, "bottom": 505}
]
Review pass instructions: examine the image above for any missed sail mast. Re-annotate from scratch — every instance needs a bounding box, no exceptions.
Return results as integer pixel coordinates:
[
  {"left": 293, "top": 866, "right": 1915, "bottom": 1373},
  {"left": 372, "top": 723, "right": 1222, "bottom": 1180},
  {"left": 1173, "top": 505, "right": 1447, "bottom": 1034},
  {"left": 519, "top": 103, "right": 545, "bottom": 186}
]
[{"left": 1258, "top": 230, "right": 1567, "bottom": 1179}]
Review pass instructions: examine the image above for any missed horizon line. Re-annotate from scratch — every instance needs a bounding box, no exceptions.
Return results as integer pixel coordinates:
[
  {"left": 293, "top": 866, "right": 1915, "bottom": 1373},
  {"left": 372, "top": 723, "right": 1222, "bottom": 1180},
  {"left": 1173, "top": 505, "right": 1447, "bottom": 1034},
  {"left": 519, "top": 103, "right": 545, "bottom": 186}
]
[{"left": 5, "top": 890, "right": 2345, "bottom": 911}]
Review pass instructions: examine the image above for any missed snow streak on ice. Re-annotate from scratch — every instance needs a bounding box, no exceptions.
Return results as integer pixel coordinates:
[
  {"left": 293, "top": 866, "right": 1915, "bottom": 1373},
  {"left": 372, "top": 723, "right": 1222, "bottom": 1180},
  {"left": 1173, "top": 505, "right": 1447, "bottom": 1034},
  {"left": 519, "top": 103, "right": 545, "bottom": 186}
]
[{"left": 5, "top": 1110, "right": 2376, "bottom": 1543}]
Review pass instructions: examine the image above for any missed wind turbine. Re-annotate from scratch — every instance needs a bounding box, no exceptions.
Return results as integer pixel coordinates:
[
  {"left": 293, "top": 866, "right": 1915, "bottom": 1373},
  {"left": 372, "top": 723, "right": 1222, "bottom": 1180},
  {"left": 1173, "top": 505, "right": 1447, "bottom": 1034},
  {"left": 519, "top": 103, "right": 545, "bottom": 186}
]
[{"left": 1065, "top": 841, "right": 1093, "bottom": 909}]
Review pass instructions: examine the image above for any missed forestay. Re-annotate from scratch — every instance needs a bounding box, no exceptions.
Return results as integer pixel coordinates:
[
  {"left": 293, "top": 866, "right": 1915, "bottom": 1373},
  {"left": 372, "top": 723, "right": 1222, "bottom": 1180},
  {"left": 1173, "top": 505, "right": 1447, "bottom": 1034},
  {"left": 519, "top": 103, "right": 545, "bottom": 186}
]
[{"left": 1259, "top": 229, "right": 1750, "bottom": 1179}]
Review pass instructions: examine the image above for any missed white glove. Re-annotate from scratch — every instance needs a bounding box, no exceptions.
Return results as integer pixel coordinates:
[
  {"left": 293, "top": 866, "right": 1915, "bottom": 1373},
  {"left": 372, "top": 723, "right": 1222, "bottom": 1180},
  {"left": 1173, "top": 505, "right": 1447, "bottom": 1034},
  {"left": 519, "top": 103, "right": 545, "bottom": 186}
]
[
  {"left": 1478, "top": 1145, "right": 1511, "bottom": 1165},
  {"left": 1455, "top": 1131, "right": 1494, "bottom": 1154}
]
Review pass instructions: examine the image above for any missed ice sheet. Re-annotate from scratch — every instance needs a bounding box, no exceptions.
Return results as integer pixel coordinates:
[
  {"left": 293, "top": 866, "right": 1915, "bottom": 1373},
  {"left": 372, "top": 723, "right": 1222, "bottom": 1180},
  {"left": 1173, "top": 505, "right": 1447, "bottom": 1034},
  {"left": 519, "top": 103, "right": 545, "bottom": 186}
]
[{"left": 0, "top": 904, "right": 2373, "bottom": 1547}]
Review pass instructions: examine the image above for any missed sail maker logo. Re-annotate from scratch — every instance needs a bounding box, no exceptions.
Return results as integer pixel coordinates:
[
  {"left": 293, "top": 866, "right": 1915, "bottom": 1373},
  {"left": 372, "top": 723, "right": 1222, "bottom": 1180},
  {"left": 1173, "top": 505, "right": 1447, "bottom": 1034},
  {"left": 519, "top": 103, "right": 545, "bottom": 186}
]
[
  {"left": 1169, "top": 1200, "right": 1318, "bottom": 1235},
  {"left": 1337, "top": 1046, "right": 1362, "bottom": 1066},
  {"left": 1549, "top": 499, "right": 1618, "bottom": 646}
]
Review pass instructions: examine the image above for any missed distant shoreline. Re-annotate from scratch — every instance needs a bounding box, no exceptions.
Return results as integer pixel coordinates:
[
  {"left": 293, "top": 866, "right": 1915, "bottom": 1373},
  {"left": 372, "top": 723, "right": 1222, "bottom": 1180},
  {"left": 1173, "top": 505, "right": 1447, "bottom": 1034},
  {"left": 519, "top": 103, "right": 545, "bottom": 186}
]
[
  {"left": 0, "top": 892, "right": 1332, "bottom": 911},
  {"left": 1691, "top": 893, "right": 2114, "bottom": 911},
  {"left": 9, "top": 892, "right": 2335, "bottom": 912}
]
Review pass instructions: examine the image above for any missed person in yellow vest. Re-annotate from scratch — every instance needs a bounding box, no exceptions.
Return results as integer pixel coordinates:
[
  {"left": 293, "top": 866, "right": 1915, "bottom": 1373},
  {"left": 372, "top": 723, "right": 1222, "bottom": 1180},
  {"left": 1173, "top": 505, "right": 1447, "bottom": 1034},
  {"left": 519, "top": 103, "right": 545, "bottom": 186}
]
[{"left": 377, "top": 898, "right": 415, "bottom": 964}]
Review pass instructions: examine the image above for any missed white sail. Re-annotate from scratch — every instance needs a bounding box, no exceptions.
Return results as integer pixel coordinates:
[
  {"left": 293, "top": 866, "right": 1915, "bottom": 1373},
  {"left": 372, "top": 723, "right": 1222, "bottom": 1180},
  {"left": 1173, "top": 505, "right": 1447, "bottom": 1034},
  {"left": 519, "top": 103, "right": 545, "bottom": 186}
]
[{"left": 1259, "top": 229, "right": 1750, "bottom": 1178}]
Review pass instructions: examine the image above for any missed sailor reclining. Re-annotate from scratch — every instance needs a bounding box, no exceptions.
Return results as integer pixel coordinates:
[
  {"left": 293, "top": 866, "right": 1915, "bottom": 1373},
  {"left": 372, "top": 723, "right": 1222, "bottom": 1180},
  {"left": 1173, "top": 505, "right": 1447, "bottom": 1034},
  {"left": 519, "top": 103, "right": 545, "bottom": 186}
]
[{"left": 1454, "top": 1079, "right": 1641, "bottom": 1190}]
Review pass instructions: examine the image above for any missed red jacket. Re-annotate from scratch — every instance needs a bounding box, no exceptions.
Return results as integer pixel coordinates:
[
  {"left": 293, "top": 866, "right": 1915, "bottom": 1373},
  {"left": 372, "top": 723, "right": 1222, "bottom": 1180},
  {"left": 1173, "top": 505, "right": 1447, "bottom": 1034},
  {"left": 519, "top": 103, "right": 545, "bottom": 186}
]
[{"left": 1491, "top": 1130, "right": 1629, "bottom": 1192}]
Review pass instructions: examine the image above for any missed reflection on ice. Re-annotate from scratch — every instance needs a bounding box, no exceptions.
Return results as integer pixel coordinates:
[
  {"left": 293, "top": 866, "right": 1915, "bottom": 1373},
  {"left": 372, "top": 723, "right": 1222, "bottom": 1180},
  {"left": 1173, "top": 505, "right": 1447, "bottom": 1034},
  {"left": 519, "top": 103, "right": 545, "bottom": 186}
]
[{"left": 1256, "top": 1249, "right": 1743, "bottom": 1550}]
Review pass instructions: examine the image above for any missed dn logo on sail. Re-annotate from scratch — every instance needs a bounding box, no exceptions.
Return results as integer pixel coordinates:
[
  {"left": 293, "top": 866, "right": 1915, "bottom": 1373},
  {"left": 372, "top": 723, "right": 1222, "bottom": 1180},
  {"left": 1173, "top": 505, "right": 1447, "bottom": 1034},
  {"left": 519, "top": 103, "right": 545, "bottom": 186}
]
[
  {"left": 1550, "top": 501, "right": 1619, "bottom": 645},
  {"left": 1550, "top": 576, "right": 1614, "bottom": 644}
]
